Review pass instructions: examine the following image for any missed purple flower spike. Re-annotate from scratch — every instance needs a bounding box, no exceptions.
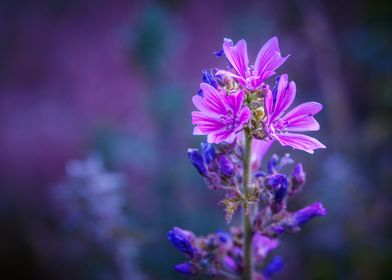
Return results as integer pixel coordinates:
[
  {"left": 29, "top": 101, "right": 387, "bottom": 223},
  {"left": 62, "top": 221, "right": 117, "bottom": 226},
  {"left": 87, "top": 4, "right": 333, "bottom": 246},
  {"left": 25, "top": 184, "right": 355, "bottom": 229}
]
[
  {"left": 292, "top": 202, "right": 327, "bottom": 226},
  {"left": 192, "top": 83, "right": 251, "bottom": 144},
  {"left": 167, "top": 227, "right": 197, "bottom": 258},
  {"left": 263, "top": 256, "right": 284, "bottom": 278},
  {"left": 264, "top": 74, "right": 326, "bottom": 154},
  {"left": 219, "top": 155, "right": 235, "bottom": 177},
  {"left": 175, "top": 262, "right": 199, "bottom": 276},
  {"left": 188, "top": 148, "right": 207, "bottom": 177}
]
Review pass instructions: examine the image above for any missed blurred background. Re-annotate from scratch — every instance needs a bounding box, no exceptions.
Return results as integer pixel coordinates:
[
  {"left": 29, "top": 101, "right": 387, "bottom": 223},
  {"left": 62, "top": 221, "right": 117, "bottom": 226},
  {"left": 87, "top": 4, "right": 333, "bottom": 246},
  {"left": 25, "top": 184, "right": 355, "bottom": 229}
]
[{"left": 0, "top": 0, "right": 391, "bottom": 279}]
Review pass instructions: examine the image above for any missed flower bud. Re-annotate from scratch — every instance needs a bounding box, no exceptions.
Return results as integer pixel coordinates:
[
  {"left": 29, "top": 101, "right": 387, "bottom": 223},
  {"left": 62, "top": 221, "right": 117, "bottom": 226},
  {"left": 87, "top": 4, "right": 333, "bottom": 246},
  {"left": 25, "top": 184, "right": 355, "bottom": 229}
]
[
  {"left": 263, "top": 256, "right": 284, "bottom": 278},
  {"left": 188, "top": 148, "right": 207, "bottom": 177},
  {"left": 167, "top": 227, "right": 197, "bottom": 258},
  {"left": 175, "top": 262, "right": 199, "bottom": 276},
  {"left": 253, "top": 232, "right": 279, "bottom": 261},
  {"left": 291, "top": 163, "right": 306, "bottom": 187},
  {"left": 274, "top": 175, "right": 288, "bottom": 204},
  {"left": 219, "top": 155, "right": 235, "bottom": 177},
  {"left": 267, "top": 154, "right": 279, "bottom": 174},
  {"left": 201, "top": 142, "right": 215, "bottom": 164},
  {"left": 201, "top": 69, "right": 218, "bottom": 89},
  {"left": 292, "top": 202, "right": 327, "bottom": 226}
]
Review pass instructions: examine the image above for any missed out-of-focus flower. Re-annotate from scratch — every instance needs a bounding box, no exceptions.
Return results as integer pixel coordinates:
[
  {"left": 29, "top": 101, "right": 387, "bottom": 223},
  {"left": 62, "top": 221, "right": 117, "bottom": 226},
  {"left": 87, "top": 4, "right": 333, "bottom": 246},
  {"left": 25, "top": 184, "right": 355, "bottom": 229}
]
[
  {"left": 253, "top": 232, "right": 279, "bottom": 261},
  {"left": 216, "top": 37, "right": 289, "bottom": 89},
  {"left": 175, "top": 262, "right": 199, "bottom": 276},
  {"left": 263, "top": 256, "right": 284, "bottom": 278},
  {"left": 192, "top": 83, "right": 251, "bottom": 144},
  {"left": 264, "top": 74, "right": 326, "bottom": 154},
  {"left": 291, "top": 163, "right": 306, "bottom": 188},
  {"left": 219, "top": 155, "right": 235, "bottom": 177}
]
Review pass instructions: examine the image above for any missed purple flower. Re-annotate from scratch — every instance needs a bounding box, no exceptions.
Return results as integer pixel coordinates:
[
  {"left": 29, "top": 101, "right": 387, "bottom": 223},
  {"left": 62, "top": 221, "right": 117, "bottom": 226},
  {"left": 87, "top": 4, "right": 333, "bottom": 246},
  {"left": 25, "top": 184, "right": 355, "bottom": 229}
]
[
  {"left": 264, "top": 74, "right": 326, "bottom": 154},
  {"left": 263, "top": 256, "right": 284, "bottom": 278},
  {"left": 292, "top": 202, "right": 327, "bottom": 226},
  {"left": 188, "top": 148, "right": 207, "bottom": 177},
  {"left": 216, "top": 37, "right": 289, "bottom": 89},
  {"left": 167, "top": 227, "right": 198, "bottom": 258},
  {"left": 219, "top": 155, "right": 235, "bottom": 177},
  {"left": 175, "top": 262, "right": 199, "bottom": 276},
  {"left": 192, "top": 83, "right": 251, "bottom": 144},
  {"left": 253, "top": 232, "right": 279, "bottom": 261},
  {"left": 251, "top": 139, "right": 274, "bottom": 171},
  {"left": 291, "top": 163, "right": 306, "bottom": 187}
]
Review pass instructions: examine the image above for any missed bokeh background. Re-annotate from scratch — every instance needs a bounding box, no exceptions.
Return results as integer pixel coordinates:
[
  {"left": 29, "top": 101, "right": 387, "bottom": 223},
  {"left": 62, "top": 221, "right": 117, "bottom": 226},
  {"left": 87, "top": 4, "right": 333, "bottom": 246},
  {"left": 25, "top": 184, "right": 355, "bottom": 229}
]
[{"left": 0, "top": 0, "right": 391, "bottom": 279}]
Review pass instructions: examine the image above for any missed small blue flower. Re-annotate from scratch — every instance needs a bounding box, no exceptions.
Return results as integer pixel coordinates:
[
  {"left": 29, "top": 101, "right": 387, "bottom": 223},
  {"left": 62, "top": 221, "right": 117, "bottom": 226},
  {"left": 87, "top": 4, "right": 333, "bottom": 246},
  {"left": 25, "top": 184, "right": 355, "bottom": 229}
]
[
  {"left": 167, "top": 227, "right": 197, "bottom": 258},
  {"left": 201, "top": 142, "right": 215, "bottom": 165},
  {"left": 188, "top": 148, "right": 207, "bottom": 177}
]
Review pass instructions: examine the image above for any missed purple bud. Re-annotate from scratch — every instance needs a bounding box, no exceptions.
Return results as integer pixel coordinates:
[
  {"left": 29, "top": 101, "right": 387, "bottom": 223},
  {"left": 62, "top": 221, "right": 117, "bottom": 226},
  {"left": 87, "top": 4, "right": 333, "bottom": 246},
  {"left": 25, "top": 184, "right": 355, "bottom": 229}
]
[
  {"left": 263, "top": 256, "right": 284, "bottom": 278},
  {"left": 291, "top": 163, "right": 306, "bottom": 187},
  {"left": 201, "top": 142, "right": 215, "bottom": 164},
  {"left": 188, "top": 148, "right": 207, "bottom": 177},
  {"left": 292, "top": 202, "right": 327, "bottom": 226},
  {"left": 219, "top": 155, "right": 235, "bottom": 177},
  {"left": 201, "top": 69, "right": 218, "bottom": 89},
  {"left": 175, "top": 262, "right": 199, "bottom": 276},
  {"left": 167, "top": 227, "right": 197, "bottom": 258},
  {"left": 268, "top": 154, "right": 279, "bottom": 174},
  {"left": 214, "top": 49, "right": 224, "bottom": 57},
  {"left": 274, "top": 175, "right": 288, "bottom": 204}
]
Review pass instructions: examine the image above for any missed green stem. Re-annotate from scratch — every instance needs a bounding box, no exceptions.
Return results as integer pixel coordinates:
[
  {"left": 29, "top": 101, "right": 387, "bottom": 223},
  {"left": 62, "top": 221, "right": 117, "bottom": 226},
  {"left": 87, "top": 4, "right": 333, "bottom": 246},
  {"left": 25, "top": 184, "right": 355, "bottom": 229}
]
[{"left": 243, "top": 132, "right": 253, "bottom": 280}]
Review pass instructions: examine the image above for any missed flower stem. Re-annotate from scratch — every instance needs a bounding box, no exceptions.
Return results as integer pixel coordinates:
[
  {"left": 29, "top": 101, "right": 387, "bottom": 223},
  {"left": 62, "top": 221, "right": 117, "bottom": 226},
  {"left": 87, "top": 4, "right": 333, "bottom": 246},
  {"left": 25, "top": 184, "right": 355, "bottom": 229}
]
[{"left": 243, "top": 132, "right": 253, "bottom": 280}]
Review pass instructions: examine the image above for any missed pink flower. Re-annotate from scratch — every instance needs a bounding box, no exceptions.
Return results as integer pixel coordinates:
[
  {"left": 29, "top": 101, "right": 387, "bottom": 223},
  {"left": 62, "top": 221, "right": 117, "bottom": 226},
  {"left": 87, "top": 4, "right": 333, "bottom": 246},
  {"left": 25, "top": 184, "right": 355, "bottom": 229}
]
[
  {"left": 264, "top": 74, "right": 326, "bottom": 154},
  {"left": 216, "top": 37, "right": 289, "bottom": 89},
  {"left": 192, "top": 83, "right": 251, "bottom": 144}
]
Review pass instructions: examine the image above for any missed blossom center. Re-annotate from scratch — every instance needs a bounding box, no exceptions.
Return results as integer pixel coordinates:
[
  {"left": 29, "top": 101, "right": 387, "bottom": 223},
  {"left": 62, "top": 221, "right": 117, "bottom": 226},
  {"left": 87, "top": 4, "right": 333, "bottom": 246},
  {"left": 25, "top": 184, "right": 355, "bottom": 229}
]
[{"left": 219, "top": 109, "right": 239, "bottom": 131}]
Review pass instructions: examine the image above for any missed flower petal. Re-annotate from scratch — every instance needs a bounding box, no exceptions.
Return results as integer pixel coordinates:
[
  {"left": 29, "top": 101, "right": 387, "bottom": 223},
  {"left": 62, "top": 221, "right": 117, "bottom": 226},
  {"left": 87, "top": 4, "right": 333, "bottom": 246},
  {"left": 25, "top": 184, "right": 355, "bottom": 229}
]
[
  {"left": 193, "top": 83, "right": 227, "bottom": 114},
  {"left": 207, "top": 129, "right": 236, "bottom": 144},
  {"left": 223, "top": 39, "right": 249, "bottom": 79},
  {"left": 264, "top": 89, "right": 274, "bottom": 124},
  {"left": 254, "top": 37, "right": 290, "bottom": 82},
  {"left": 251, "top": 139, "right": 274, "bottom": 171},
  {"left": 225, "top": 90, "right": 244, "bottom": 115},
  {"left": 274, "top": 133, "right": 326, "bottom": 154},
  {"left": 191, "top": 111, "right": 224, "bottom": 133},
  {"left": 271, "top": 74, "right": 296, "bottom": 121},
  {"left": 282, "top": 102, "right": 322, "bottom": 132}
]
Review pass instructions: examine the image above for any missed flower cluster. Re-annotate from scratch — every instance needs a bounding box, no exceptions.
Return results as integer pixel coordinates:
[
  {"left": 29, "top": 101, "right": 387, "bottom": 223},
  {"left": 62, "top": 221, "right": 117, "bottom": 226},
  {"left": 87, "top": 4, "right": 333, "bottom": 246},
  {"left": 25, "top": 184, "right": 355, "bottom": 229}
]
[
  {"left": 52, "top": 155, "right": 145, "bottom": 280},
  {"left": 169, "top": 36, "right": 327, "bottom": 279}
]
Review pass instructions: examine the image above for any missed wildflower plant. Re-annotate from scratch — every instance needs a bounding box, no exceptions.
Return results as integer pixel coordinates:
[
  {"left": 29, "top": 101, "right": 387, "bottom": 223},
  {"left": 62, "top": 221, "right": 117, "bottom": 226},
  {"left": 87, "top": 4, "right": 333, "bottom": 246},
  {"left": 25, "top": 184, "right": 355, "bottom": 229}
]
[{"left": 168, "top": 37, "right": 327, "bottom": 279}]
